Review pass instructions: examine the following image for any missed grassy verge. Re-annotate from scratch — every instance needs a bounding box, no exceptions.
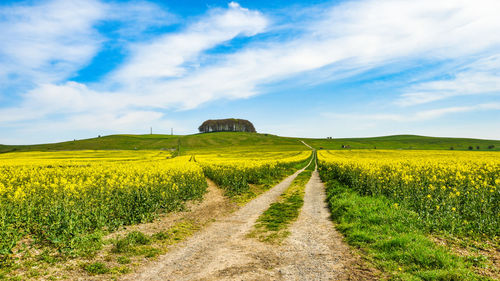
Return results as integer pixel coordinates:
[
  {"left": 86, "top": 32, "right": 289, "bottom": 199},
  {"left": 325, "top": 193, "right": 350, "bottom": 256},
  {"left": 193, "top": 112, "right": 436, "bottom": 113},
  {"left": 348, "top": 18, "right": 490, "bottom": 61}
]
[
  {"left": 249, "top": 152, "right": 316, "bottom": 243},
  {"left": 0, "top": 219, "right": 200, "bottom": 280},
  {"left": 323, "top": 179, "right": 494, "bottom": 280}
]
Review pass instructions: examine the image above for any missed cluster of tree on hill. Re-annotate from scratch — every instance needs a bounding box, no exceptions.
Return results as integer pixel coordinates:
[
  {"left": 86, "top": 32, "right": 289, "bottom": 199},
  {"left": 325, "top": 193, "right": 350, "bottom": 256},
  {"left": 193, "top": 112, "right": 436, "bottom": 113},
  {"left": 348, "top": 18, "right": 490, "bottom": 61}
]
[{"left": 198, "top": 118, "right": 256, "bottom": 133}]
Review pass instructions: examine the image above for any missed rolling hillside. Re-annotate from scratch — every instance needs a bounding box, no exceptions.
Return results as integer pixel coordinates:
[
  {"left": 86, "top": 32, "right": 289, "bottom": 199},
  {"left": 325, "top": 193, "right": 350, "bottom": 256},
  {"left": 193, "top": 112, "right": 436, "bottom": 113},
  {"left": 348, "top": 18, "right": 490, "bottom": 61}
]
[
  {"left": 1, "top": 133, "right": 499, "bottom": 153},
  {"left": 303, "top": 134, "right": 500, "bottom": 151}
]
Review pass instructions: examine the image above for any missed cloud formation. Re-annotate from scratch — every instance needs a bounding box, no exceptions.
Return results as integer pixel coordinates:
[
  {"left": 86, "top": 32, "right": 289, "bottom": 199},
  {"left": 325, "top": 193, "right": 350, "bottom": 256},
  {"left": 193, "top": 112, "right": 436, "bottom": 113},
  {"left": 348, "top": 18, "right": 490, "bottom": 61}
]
[
  {"left": 323, "top": 102, "right": 500, "bottom": 122},
  {"left": 397, "top": 55, "right": 500, "bottom": 106},
  {"left": 0, "top": 0, "right": 105, "bottom": 86},
  {"left": 1, "top": 0, "right": 500, "bottom": 143}
]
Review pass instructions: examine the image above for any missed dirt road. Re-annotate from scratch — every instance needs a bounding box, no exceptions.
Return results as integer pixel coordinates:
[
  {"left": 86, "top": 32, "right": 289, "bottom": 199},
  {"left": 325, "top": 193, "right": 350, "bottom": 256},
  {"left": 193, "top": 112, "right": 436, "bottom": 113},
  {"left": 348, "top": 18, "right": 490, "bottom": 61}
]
[
  {"left": 276, "top": 170, "right": 356, "bottom": 280},
  {"left": 122, "top": 165, "right": 368, "bottom": 280}
]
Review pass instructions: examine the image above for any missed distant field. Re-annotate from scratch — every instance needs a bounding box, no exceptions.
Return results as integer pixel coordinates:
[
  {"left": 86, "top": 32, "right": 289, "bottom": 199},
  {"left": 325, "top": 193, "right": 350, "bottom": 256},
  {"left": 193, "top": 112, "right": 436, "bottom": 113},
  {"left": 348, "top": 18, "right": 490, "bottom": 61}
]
[
  {"left": 304, "top": 134, "right": 500, "bottom": 151},
  {"left": 1, "top": 132, "right": 499, "bottom": 153},
  {"left": 0, "top": 150, "right": 172, "bottom": 165}
]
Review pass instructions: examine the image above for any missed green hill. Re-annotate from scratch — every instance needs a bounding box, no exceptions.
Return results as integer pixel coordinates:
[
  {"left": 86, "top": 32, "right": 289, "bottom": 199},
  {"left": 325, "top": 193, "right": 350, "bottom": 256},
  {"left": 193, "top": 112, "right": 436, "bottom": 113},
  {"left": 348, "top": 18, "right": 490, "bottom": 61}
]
[
  {"left": 1, "top": 133, "right": 499, "bottom": 154},
  {"left": 303, "top": 134, "right": 500, "bottom": 151},
  {"left": 0, "top": 132, "right": 307, "bottom": 154}
]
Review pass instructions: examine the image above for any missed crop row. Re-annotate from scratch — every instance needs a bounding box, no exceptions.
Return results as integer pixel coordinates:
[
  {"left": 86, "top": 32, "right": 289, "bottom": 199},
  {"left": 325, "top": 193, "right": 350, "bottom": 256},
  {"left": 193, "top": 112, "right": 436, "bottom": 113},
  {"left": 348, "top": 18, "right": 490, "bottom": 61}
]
[{"left": 198, "top": 151, "right": 312, "bottom": 196}]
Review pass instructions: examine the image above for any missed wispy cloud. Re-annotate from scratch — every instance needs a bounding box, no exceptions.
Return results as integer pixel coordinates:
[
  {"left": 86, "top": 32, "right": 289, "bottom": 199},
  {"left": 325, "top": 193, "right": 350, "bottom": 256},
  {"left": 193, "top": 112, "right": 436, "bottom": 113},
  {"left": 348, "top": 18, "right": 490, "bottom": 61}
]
[
  {"left": 0, "top": 0, "right": 172, "bottom": 89},
  {"left": 323, "top": 102, "right": 500, "bottom": 122},
  {"left": 111, "top": 2, "right": 268, "bottom": 84},
  {"left": 397, "top": 55, "right": 500, "bottom": 106},
  {"left": 107, "top": 0, "right": 500, "bottom": 109},
  {"left": 1, "top": 0, "right": 500, "bottom": 143},
  {"left": 0, "top": 0, "right": 106, "bottom": 86}
]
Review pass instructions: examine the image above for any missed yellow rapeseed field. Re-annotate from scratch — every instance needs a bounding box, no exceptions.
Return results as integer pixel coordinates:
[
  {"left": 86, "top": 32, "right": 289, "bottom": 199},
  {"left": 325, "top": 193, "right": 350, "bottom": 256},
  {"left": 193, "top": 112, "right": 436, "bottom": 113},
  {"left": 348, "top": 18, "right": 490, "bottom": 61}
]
[
  {"left": 0, "top": 151, "right": 206, "bottom": 259},
  {"left": 0, "top": 149, "right": 310, "bottom": 262},
  {"left": 196, "top": 151, "right": 311, "bottom": 195},
  {"left": 318, "top": 150, "right": 500, "bottom": 236}
]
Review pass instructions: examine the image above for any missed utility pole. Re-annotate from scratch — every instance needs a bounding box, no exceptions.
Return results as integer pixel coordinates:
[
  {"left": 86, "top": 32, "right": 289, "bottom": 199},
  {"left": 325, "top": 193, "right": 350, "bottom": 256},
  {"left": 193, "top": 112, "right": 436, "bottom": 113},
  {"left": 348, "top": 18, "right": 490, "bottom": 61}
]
[
  {"left": 150, "top": 127, "right": 152, "bottom": 135},
  {"left": 171, "top": 128, "right": 173, "bottom": 135}
]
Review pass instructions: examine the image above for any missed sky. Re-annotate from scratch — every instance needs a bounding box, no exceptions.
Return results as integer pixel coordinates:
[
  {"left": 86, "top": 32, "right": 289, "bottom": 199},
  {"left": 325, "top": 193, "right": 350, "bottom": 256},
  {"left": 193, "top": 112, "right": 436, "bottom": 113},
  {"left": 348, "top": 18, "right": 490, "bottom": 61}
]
[{"left": 0, "top": 0, "right": 499, "bottom": 144}]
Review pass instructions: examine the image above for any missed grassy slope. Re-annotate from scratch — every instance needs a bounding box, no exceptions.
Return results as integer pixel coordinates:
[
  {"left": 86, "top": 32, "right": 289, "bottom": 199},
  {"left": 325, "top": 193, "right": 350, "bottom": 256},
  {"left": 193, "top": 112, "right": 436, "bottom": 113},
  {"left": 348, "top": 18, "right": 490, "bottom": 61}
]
[
  {"left": 1, "top": 133, "right": 499, "bottom": 153},
  {"left": 0, "top": 132, "right": 307, "bottom": 153},
  {"left": 179, "top": 132, "right": 306, "bottom": 154},
  {"left": 303, "top": 134, "right": 500, "bottom": 151}
]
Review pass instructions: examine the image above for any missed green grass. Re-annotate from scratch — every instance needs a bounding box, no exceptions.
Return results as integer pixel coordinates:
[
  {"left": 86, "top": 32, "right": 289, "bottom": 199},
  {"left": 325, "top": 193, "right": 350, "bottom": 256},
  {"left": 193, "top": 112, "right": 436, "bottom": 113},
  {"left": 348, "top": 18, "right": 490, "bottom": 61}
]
[
  {"left": 111, "top": 231, "right": 151, "bottom": 254},
  {"left": 0, "top": 132, "right": 308, "bottom": 154},
  {"left": 323, "top": 179, "right": 493, "bottom": 280},
  {"left": 249, "top": 153, "right": 316, "bottom": 243},
  {"left": 82, "top": 262, "right": 110, "bottom": 275},
  {"left": 304, "top": 134, "right": 500, "bottom": 151},
  {"left": 2, "top": 132, "right": 498, "bottom": 154}
]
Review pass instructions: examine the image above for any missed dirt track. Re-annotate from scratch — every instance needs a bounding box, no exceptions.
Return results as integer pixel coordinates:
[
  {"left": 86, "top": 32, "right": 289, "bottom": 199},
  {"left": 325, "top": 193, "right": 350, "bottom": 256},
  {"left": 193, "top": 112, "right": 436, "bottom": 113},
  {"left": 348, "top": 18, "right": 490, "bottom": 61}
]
[
  {"left": 276, "top": 169, "right": 357, "bottom": 280},
  {"left": 122, "top": 165, "right": 371, "bottom": 280}
]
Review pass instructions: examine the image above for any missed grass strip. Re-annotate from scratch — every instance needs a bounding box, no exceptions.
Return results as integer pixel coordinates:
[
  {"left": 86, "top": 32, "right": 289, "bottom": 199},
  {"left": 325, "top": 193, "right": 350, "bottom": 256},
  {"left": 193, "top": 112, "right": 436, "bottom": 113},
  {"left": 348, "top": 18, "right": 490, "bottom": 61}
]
[
  {"left": 231, "top": 152, "right": 314, "bottom": 206},
  {"left": 324, "top": 179, "right": 492, "bottom": 281},
  {"left": 249, "top": 153, "right": 316, "bottom": 243}
]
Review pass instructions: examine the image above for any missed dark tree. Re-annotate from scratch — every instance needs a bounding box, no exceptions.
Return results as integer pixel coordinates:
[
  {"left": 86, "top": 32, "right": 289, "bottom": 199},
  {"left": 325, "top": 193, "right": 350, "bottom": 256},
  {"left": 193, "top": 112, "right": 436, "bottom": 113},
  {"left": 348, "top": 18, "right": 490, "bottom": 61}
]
[{"left": 198, "top": 118, "right": 256, "bottom": 133}]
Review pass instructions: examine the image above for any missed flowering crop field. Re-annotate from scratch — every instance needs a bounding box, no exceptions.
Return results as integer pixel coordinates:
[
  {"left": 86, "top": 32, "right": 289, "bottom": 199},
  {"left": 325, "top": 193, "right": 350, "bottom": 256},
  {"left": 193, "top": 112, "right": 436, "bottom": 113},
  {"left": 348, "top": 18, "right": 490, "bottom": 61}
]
[
  {"left": 196, "top": 151, "right": 311, "bottom": 195},
  {"left": 0, "top": 149, "right": 310, "bottom": 264},
  {"left": 0, "top": 151, "right": 206, "bottom": 260},
  {"left": 318, "top": 150, "right": 500, "bottom": 237}
]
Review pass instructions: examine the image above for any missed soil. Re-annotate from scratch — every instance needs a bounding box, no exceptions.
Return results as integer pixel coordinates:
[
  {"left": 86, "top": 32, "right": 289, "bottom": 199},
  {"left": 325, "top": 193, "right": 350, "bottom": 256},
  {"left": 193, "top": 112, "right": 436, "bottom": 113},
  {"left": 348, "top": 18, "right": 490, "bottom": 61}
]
[{"left": 107, "top": 179, "right": 236, "bottom": 239}]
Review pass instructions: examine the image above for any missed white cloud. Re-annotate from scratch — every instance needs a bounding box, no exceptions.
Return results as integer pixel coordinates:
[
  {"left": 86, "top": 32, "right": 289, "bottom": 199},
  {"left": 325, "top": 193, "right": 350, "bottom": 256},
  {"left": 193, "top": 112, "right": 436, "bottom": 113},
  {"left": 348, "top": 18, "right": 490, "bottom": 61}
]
[
  {"left": 105, "top": 1, "right": 177, "bottom": 38},
  {"left": 0, "top": 0, "right": 175, "bottom": 89},
  {"left": 0, "top": 0, "right": 106, "bottom": 85},
  {"left": 397, "top": 55, "right": 500, "bottom": 106},
  {"left": 0, "top": 2, "right": 270, "bottom": 143},
  {"left": 109, "top": 0, "right": 500, "bottom": 110},
  {"left": 3, "top": 0, "right": 500, "bottom": 143},
  {"left": 111, "top": 2, "right": 268, "bottom": 83},
  {"left": 323, "top": 102, "right": 500, "bottom": 122}
]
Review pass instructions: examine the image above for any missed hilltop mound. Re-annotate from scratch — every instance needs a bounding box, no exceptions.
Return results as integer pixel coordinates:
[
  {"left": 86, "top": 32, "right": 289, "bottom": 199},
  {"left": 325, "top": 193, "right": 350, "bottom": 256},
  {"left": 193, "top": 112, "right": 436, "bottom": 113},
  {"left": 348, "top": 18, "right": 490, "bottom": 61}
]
[{"left": 198, "top": 118, "right": 256, "bottom": 133}]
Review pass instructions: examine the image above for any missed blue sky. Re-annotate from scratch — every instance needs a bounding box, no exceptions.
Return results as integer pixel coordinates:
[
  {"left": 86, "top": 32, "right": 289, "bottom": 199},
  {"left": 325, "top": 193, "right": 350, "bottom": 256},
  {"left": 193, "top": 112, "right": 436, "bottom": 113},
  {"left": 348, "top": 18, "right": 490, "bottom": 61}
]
[{"left": 1, "top": 0, "right": 499, "bottom": 144}]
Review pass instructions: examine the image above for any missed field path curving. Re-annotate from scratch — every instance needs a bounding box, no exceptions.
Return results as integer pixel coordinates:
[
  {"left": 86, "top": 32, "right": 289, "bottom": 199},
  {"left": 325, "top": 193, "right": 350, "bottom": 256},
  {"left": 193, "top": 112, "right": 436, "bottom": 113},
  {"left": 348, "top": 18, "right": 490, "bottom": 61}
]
[{"left": 122, "top": 163, "right": 368, "bottom": 281}]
